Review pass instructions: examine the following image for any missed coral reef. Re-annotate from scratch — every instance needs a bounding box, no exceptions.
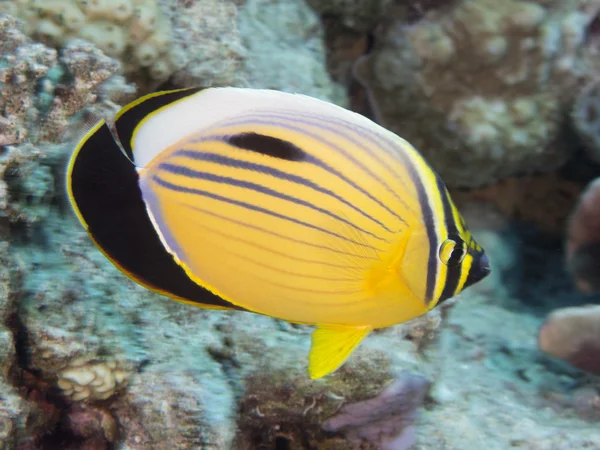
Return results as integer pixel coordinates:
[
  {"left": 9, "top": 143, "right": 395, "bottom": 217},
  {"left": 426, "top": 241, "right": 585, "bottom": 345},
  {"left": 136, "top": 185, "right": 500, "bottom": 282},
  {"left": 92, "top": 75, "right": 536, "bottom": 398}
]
[
  {"left": 0, "top": 14, "right": 135, "bottom": 228},
  {"left": 0, "top": 0, "right": 182, "bottom": 84},
  {"left": 354, "top": 0, "right": 600, "bottom": 187},
  {"left": 3, "top": 0, "right": 600, "bottom": 447},
  {"left": 538, "top": 304, "right": 600, "bottom": 376},
  {"left": 6, "top": 200, "right": 444, "bottom": 447}
]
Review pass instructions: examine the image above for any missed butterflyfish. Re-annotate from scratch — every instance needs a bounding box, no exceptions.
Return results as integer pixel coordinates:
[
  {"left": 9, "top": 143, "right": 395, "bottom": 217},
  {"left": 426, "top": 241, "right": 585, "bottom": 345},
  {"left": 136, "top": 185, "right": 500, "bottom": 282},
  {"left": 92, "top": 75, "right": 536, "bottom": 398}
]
[{"left": 66, "top": 87, "right": 491, "bottom": 379}]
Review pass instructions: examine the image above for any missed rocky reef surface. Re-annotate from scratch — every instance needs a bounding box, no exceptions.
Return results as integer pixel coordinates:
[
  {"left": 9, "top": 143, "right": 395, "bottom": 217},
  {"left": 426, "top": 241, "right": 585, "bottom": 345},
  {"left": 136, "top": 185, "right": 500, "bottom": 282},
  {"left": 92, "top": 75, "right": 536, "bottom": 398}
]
[{"left": 1, "top": 0, "right": 600, "bottom": 449}]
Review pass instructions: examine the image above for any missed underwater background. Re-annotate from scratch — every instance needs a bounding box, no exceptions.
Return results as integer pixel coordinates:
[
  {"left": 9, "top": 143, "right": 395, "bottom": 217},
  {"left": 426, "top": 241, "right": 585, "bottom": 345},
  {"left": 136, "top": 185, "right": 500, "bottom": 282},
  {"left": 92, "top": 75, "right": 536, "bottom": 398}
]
[{"left": 1, "top": 0, "right": 600, "bottom": 448}]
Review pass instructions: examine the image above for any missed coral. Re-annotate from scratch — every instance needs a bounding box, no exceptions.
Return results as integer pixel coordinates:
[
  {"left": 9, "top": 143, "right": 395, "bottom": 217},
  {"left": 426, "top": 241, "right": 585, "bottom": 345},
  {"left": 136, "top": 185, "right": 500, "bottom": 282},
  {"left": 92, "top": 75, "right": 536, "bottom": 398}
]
[
  {"left": 0, "top": 15, "right": 135, "bottom": 227},
  {"left": 572, "top": 77, "right": 600, "bottom": 163},
  {"left": 321, "top": 372, "right": 431, "bottom": 450},
  {"left": 235, "top": 0, "right": 347, "bottom": 105},
  {"left": 0, "top": 0, "right": 181, "bottom": 84},
  {"left": 57, "top": 359, "right": 131, "bottom": 402},
  {"left": 234, "top": 360, "right": 397, "bottom": 449},
  {"left": 565, "top": 177, "right": 600, "bottom": 292},
  {"left": 0, "top": 14, "right": 58, "bottom": 146},
  {"left": 0, "top": 144, "right": 56, "bottom": 227},
  {"left": 354, "top": 0, "right": 600, "bottom": 188},
  {"left": 538, "top": 304, "right": 600, "bottom": 376},
  {"left": 8, "top": 195, "right": 446, "bottom": 447}
]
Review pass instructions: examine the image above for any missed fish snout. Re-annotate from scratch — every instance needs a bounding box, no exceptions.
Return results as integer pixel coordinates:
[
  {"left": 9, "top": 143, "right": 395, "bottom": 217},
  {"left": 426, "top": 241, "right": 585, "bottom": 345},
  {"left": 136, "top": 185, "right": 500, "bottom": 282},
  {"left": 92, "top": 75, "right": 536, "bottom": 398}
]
[
  {"left": 478, "top": 252, "right": 491, "bottom": 276},
  {"left": 464, "top": 252, "right": 491, "bottom": 288}
]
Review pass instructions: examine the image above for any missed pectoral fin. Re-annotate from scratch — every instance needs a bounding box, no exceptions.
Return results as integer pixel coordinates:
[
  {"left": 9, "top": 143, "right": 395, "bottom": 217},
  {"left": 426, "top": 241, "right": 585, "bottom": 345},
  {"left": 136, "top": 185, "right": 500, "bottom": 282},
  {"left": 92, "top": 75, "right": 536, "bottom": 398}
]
[{"left": 308, "top": 324, "right": 373, "bottom": 379}]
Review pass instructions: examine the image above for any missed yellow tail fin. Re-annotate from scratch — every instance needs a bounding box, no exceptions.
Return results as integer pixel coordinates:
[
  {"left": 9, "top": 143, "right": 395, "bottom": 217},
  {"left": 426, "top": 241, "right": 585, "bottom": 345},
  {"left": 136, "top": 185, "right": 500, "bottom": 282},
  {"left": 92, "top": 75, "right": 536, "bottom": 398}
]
[{"left": 308, "top": 324, "right": 373, "bottom": 379}]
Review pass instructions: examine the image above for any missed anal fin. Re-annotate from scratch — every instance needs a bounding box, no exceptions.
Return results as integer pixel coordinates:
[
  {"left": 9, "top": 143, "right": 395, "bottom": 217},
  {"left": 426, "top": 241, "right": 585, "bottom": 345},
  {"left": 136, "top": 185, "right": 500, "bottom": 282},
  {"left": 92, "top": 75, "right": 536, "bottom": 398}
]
[{"left": 308, "top": 324, "right": 372, "bottom": 379}]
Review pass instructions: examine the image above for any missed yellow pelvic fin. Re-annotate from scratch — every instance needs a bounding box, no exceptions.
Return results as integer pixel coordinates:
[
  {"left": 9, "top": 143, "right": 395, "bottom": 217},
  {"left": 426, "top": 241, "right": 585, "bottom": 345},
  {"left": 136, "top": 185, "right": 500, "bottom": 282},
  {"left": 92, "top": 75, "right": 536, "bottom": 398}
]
[{"left": 308, "top": 324, "right": 373, "bottom": 379}]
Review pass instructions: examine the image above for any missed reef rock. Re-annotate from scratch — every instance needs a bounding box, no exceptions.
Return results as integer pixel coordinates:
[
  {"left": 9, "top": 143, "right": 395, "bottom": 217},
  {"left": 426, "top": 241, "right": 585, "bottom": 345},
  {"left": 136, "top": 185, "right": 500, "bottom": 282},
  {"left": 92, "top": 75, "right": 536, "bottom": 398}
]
[
  {"left": 354, "top": 0, "right": 600, "bottom": 187},
  {"left": 236, "top": 0, "right": 347, "bottom": 105},
  {"left": 538, "top": 304, "right": 600, "bottom": 376}
]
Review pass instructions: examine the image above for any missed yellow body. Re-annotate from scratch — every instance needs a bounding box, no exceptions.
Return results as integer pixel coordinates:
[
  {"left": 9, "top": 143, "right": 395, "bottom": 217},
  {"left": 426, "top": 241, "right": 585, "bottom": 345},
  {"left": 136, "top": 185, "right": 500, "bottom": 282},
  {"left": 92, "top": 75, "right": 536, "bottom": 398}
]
[{"left": 67, "top": 87, "right": 490, "bottom": 379}]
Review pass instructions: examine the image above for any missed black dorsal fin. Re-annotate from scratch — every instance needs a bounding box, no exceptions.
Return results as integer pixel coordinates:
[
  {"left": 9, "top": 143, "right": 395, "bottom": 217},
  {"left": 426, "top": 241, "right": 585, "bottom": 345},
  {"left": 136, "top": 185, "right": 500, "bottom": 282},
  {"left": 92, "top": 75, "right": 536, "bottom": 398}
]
[
  {"left": 114, "top": 87, "right": 204, "bottom": 160},
  {"left": 66, "top": 121, "right": 242, "bottom": 310}
]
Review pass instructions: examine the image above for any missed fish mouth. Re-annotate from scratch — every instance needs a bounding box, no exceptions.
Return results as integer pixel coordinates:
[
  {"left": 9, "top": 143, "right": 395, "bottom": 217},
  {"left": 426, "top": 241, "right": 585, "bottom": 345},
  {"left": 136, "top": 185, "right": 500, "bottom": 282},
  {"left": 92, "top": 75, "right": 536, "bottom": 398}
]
[{"left": 464, "top": 252, "right": 491, "bottom": 288}]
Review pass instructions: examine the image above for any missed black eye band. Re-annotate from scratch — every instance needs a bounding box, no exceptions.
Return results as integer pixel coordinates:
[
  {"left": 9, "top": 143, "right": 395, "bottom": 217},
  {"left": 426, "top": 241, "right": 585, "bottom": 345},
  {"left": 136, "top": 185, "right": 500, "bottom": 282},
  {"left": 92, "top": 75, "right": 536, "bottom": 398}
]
[{"left": 448, "top": 241, "right": 466, "bottom": 266}]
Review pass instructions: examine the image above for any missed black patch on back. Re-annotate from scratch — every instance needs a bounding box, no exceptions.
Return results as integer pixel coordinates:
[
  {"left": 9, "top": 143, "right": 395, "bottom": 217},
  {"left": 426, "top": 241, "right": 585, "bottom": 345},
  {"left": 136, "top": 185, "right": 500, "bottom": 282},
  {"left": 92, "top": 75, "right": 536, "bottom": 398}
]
[
  {"left": 227, "top": 132, "right": 306, "bottom": 161},
  {"left": 115, "top": 87, "right": 204, "bottom": 160},
  {"left": 69, "top": 123, "right": 243, "bottom": 310}
]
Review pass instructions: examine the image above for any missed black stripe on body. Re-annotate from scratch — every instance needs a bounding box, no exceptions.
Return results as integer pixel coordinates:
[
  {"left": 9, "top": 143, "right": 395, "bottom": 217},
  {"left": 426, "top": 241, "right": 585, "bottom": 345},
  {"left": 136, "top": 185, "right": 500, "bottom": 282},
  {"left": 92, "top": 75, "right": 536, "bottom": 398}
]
[
  {"left": 185, "top": 219, "right": 362, "bottom": 285},
  {"left": 153, "top": 176, "right": 382, "bottom": 251},
  {"left": 68, "top": 122, "right": 242, "bottom": 310},
  {"left": 159, "top": 162, "right": 389, "bottom": 243},
  {"left": 114, "top": 87, "right": 203, "bottom": 160},
  {"left": 171, "top": 149, "right": 393, "bottom": 233},
  {"left": 215, "top": 111, "right": 418, "bottom": 217},
  {"left": 408, "top": 169, "right": 438, "bottom": 304},
  {"left": 182, "top": 203, "right": 378, "bottom": 262},
  {"left": 437, "top": 182, "right": 462, "bottom": 303},
  {"left": 190, "top": 124, "right": 409, "bottom": 227}
]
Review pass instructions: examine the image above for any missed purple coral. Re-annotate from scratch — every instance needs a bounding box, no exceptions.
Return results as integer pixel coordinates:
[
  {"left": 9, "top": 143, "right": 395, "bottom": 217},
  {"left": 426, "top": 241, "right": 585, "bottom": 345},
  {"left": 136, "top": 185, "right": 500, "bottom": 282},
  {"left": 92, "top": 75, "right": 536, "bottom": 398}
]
[{"left": 322, "top": 371, "right": 431, "bottom": 450}]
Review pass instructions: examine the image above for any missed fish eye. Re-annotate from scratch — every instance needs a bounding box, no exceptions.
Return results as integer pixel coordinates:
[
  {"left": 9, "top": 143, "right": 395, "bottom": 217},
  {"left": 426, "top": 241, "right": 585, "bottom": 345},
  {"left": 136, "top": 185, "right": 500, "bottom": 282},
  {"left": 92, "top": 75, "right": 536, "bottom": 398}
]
[{"left": 439, "top": 238, "right": 467, "bottom": 266}]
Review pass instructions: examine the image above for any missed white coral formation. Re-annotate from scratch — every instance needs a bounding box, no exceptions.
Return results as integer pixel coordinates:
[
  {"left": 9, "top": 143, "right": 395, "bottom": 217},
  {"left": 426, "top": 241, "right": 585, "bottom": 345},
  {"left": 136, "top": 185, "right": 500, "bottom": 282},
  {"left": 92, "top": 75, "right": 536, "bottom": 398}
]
[
  {"left": 0, "top": 0, "right": 182, "bottom": 82},
  {"left": 57, "top": 360, "right": 131, "bottom": 402},
  {"left": 354, "top": 0, "right": 600, "bottom": 187}
]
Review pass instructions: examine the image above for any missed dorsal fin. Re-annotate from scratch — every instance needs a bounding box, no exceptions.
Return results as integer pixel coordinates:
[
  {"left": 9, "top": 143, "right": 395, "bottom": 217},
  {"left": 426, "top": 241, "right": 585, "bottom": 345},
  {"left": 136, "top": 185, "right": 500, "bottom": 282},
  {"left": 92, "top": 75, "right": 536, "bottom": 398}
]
[{"left": 114, "top": 86, "right": 204, "bottom": 162}]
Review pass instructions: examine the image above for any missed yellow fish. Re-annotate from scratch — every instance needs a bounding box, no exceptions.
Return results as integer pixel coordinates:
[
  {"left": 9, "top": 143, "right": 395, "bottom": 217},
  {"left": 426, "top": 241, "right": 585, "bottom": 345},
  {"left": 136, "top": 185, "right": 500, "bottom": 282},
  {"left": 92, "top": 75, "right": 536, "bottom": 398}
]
[{"left": 66, "top": 87, "right": 491, "bottom": 379}]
